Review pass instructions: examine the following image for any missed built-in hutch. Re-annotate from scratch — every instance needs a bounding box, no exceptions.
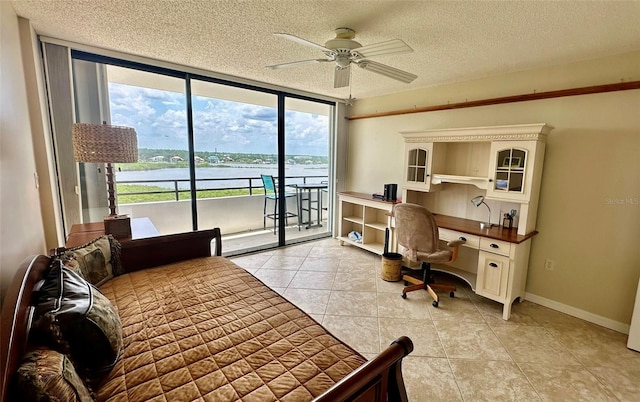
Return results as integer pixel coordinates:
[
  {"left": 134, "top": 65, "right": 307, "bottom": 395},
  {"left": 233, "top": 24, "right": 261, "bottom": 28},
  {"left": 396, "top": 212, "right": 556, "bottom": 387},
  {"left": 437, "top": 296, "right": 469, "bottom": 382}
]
[
  {"left": 338, "top": 123, "right": 551, "bottom": 319},
  {"left": 400, "top": 123, "right": 552, "bottom": 319}
]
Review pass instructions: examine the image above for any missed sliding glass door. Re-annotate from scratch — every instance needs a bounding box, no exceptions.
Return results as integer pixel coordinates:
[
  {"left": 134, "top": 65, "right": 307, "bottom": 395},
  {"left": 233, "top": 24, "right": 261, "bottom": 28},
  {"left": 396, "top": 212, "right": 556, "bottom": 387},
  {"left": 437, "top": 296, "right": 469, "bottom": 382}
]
[
  {"left": 190, "top": 79, "right": 281, "bottom": 251},
  {"left": 49, "top": 46, "right": 335, "bottom": 254},
  {"left": 104, "top": 65, "right": 192, "bottom": 234},
  {"left": 284, "top": 98, "right": 332, "bottom": 240}
]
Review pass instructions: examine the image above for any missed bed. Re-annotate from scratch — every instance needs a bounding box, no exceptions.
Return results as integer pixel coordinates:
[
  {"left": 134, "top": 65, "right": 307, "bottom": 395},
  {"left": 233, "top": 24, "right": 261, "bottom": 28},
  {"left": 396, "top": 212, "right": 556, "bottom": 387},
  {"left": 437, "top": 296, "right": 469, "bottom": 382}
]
[{"left": 0, "top": 229, "right": 413, "bottom": 402}]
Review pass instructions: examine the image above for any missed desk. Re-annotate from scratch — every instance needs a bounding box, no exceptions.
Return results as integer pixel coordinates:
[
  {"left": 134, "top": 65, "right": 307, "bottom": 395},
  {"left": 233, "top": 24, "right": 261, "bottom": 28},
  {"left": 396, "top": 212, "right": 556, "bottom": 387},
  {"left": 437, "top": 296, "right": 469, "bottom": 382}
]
[
  {"left": 336, "top": 192, "right": 538, "bottom": 319},
  {"left": 294, "top": 183, "right": 328, "bottom": 229},
  {"left": 66, "top": 217, "right": 160, "bottom": 248},
  {"left": 429, "top": 214, "right": 538, "bottom": 320}
]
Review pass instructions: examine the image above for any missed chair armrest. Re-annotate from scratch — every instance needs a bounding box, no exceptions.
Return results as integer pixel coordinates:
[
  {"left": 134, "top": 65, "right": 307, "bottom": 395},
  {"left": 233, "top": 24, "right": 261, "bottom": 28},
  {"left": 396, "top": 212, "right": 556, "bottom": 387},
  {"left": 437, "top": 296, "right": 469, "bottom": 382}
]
[
  {"left": 446, "top": 239, "right": 464, "bottom": 263},
  {"left": 447, "top": 239, "right": 465, "bottom": 248}
]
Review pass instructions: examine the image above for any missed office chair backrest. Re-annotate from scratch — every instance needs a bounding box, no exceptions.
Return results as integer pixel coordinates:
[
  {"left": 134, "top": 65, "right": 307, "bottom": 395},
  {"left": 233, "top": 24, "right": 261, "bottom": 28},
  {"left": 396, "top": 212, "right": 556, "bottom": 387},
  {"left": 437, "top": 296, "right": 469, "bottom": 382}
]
[
  {"left": 261, "top": 174, "right": 276, "bottom": 194},
  {"left": 394, "top": 203, "right": 439, "bottom": 254}
]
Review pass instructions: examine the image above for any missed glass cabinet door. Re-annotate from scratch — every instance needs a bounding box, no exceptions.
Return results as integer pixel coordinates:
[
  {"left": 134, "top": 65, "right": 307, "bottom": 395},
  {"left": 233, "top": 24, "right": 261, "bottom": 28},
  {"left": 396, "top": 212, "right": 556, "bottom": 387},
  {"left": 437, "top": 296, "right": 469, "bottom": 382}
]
[
  {"left": 406, "top": 147, "right": 429, "bottom": 185},
  {"left": 494, "top": 148, "right": 527, "bottom": 193}
]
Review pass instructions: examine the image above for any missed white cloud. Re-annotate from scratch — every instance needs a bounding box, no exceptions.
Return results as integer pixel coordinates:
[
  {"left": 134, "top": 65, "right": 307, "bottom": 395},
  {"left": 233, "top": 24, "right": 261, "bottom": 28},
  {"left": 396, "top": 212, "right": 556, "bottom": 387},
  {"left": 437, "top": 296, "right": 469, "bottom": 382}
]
[{"left": 109, "top": 82, "right": 328, "bottom": 155}]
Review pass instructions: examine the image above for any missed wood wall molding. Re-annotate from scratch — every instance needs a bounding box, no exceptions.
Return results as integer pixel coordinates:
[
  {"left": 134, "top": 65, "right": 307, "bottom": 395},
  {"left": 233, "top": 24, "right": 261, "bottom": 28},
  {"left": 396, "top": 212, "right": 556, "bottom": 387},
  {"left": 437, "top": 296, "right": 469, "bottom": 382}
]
[{"left": 347, "top": 81, "right": 640, "bottom": 121}]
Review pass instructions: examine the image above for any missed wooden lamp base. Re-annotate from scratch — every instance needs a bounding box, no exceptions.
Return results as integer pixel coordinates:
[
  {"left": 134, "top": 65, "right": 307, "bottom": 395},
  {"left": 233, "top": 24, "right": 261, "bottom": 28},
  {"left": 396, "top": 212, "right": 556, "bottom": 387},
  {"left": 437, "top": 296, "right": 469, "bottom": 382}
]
[{"left": 104, "top": 215, "right": 131, "bottom": 239}]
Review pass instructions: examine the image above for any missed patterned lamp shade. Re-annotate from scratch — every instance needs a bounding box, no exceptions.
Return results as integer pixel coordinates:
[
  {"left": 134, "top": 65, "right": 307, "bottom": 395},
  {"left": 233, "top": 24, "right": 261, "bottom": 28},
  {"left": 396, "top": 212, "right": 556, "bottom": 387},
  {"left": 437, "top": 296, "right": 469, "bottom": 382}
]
[{"left": 72, "top": 123, "right": 138, "bottom": 163}]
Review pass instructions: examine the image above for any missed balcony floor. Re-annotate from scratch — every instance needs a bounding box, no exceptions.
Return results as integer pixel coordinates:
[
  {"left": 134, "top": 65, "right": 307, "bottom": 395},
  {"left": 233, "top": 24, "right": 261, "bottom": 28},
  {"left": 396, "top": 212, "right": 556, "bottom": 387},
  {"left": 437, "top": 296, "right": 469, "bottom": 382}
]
[{"left": 222, "top": 222, "right": 331, "bottom": 256}]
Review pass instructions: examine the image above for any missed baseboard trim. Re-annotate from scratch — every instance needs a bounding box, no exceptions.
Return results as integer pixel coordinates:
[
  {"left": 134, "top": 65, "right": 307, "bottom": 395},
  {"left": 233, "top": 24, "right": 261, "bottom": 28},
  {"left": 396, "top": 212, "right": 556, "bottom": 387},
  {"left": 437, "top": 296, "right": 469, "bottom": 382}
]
[{"left": 524, "top": 292, "right": 630, "bottom": 334}]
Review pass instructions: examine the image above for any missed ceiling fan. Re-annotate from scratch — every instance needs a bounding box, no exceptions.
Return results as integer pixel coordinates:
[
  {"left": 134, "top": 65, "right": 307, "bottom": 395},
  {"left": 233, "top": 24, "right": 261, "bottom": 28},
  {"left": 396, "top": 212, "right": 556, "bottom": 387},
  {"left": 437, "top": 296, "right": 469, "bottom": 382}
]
[{"left": 267, "top": 27, "right": 418, "bottom": 88}]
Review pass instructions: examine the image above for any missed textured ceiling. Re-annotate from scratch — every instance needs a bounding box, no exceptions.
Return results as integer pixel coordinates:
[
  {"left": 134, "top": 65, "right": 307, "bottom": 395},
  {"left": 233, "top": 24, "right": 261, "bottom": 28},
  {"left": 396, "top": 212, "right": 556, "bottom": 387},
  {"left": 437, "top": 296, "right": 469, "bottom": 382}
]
[{"left": 10, "top": 0, "right": 640, "bottom": 100}]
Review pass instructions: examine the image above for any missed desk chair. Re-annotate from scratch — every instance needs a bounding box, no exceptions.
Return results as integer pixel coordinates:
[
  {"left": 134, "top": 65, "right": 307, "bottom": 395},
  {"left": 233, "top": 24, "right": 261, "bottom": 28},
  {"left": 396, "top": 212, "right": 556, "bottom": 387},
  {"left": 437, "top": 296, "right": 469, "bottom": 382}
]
[
  {"left": 394, "top": 203, "right": 464, "bottom": 307},
  {"left": 260, "top": 174, "right": 298, "bottom": 234}
]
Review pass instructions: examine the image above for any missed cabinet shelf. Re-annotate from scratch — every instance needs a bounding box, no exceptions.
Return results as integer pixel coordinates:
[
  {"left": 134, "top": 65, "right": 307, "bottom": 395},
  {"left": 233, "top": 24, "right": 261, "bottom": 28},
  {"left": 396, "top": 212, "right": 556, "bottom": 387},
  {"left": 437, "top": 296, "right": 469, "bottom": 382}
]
[
  {"left": 343, "top": 216, "right": 364, "bottom": 224},
  {"left": 337, "top": 236, "right": 385, "bottom": 254},
  {"left": 431, "top": 174, "right": 489, "bottom": 189},
  {"left": 496, "top": 167, "right": 524, "bottom": 172},
  {"left": 364, "top": 222, "right": 387, "bottom": 231}
]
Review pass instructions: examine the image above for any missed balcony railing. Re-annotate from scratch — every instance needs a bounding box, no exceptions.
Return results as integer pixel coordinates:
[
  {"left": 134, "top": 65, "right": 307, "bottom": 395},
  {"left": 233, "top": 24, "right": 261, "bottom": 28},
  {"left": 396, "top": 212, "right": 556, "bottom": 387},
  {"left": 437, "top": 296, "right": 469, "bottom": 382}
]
[{"left": 117, "top": 175, "right": 328, "bottom": 202}]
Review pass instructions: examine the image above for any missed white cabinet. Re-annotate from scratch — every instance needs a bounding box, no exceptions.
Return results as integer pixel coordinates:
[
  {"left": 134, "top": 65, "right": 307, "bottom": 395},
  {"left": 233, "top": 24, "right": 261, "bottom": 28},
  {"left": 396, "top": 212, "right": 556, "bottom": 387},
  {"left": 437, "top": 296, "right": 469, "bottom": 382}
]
[
  {"left": 437, "top": 216, "right": 535, "bottom": 319},
  {"left": 477, "top": 251, "right": 510, "bottom": 302},
  {"left": 486, "top": 140, "right": 544, "bottom": 202},
  {"left": 338, "top": 192, "right": 396, "bottom": 255},
  {"left": 403, "top": 143, "right": 433, "bottom": 191},
  {"left": 474, "top": 236, "right": 533, "bottom": 319}
]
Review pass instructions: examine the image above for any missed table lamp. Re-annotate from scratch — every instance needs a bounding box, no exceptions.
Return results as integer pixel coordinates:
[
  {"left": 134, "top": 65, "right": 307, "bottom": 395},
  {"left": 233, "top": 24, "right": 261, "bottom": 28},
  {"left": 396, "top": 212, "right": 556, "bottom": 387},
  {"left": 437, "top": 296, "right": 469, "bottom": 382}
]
[
  {"left": 471, "top": 195, "right": 493, "bottom": 228},
  {"left": 72, "top": 122, "right": 138, "bottom": 238}
]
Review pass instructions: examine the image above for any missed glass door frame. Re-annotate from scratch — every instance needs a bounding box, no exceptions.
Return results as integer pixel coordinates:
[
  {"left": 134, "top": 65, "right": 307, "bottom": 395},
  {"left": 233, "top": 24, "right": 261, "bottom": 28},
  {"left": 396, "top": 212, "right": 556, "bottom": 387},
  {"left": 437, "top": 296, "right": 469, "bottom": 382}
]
[{"left": 68, "top": 50, "right": 336, "bottom": 249}]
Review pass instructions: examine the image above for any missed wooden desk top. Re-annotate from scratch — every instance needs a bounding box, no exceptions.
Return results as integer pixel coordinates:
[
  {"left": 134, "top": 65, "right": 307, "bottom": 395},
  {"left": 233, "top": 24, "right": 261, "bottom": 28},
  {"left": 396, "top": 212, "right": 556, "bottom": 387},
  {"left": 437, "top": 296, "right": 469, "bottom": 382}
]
[
  {"left": 338, "top": 192, "right": 536, "bottom": 244},
  {"left": 339, "top": 191, "right": 401, "bottom": 205},
  {"left": 66, "top": 217, "right": 160, "bottom": 248},
  {"left": 434, "top": 214, "right": 537, "bottom": 244}
]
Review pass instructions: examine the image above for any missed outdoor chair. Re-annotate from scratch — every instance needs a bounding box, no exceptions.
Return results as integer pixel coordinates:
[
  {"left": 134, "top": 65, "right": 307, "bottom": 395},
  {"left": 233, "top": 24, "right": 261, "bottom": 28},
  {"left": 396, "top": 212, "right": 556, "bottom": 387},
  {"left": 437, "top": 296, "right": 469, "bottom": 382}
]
[{"left": 260, "top": 174, "right": 298, "bottom": 234}]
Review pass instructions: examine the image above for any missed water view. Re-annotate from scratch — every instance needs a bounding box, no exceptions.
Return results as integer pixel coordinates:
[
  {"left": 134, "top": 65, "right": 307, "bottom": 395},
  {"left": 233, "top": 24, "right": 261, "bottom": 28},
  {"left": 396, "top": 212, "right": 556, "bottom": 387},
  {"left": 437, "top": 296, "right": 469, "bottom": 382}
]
[{"left": 117, "top": 163, "right": 329, "bottom": 190}]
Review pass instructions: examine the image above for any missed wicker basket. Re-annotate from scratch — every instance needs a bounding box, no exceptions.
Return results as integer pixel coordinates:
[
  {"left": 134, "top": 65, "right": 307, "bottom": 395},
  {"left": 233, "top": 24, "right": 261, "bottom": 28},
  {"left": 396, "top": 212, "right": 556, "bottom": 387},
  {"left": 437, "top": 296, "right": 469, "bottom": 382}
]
[{"left": 381, "top": 253, "right": 403, "bottom": 282}]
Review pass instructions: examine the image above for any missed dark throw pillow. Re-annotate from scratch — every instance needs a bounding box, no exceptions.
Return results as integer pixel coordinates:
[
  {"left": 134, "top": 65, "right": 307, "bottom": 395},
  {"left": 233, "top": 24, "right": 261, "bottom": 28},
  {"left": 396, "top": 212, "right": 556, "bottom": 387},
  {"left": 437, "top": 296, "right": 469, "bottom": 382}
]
[{"left": 32, "top": 260, "right": 123, "bottom": 387}]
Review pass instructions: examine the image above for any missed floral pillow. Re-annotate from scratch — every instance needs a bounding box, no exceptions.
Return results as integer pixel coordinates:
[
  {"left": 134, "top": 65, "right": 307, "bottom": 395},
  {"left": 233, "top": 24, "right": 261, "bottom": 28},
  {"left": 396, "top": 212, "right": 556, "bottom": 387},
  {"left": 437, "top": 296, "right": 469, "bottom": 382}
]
[
  {"left": 15, "top": 348, "right": 93, "bottom": 402},
  {"left": 61, "top": 235, "right": 122, "bottom": 287}
]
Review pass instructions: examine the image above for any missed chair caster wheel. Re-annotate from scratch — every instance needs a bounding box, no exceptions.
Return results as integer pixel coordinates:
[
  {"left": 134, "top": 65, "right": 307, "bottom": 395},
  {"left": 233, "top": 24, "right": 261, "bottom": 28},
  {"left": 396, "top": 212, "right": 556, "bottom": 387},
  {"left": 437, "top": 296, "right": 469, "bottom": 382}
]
[
  {"left": 450, "top": 291, "right": 455, "bottom": 298},
  {"left": 401, "top": 293, "right": 407, "bottom": 299},
  {"left": 432, "top": 301, "right": 439, "bottom": 308}
]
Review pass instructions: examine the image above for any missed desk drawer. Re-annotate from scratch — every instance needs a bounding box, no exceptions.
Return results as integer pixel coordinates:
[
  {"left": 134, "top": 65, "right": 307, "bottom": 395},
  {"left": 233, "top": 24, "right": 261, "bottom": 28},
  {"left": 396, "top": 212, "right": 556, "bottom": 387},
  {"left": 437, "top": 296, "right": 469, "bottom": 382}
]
[
  {"left": 439, "top": 228, "right": 480, "bottom": 249},
  {"left": 480, "top": 237, "right": 511, "bottom": 256}
]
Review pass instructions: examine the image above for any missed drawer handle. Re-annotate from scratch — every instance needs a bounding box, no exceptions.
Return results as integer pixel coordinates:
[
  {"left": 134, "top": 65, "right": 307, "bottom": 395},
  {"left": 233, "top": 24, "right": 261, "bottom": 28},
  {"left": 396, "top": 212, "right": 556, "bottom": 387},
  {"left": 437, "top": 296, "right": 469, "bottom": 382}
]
[
  {"left": 459, "top": 236, "right": 467, "bottom": 242},
  {"left": 489, "top": 262, "right": 498, "bottom": 268},
  {"left": 490, "top": 243, "right": 499, "bottom": 249}
]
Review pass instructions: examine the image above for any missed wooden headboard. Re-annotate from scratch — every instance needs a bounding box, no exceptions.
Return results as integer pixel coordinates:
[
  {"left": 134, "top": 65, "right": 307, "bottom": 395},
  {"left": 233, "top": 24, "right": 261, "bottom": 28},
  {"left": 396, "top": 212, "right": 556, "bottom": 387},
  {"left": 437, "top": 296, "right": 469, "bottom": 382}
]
[{"left": 0, "top": 229, "right": 220, "bottom": 401}]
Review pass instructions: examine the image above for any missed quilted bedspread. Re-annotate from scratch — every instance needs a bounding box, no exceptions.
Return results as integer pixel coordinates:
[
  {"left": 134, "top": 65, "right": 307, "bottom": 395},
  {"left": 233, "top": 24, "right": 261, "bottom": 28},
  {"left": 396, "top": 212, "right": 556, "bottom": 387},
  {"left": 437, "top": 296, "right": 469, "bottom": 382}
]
[{"left": 96, "top": 257, "right": 366, "bottom": 402}]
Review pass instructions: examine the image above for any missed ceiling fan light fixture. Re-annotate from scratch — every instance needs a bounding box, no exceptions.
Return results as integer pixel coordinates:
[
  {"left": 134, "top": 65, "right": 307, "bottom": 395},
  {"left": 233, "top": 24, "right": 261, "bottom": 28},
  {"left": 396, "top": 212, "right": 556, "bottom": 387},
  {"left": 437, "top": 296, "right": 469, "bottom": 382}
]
[
  {"left": 270, "top": 27, "right": 418, "bottom": 87},
  {"left": 324, "top": 38, "right": 362, "bottom": 50},
  {"left": 335, "top": 53, "right": 351, "bottom": 68}
]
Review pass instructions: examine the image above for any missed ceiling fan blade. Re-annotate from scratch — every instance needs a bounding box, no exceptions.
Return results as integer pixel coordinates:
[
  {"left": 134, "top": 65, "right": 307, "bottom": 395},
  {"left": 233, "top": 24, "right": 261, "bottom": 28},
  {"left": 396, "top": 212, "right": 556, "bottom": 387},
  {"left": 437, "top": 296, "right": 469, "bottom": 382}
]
[
  {"left": 356, "top": 60, "right": 417, "bottom": 83},
  {"left": 334, "top": 65, "right": 351, "bottom": 88},
  {"left": 351, "top": 39, "right": 413, "bottom": 59},
  {"left": 274, "top": 33, "right": 331, "bottom": 52},
  {"left": 267, "top": 59, "right": 330, "bottom": 69}
]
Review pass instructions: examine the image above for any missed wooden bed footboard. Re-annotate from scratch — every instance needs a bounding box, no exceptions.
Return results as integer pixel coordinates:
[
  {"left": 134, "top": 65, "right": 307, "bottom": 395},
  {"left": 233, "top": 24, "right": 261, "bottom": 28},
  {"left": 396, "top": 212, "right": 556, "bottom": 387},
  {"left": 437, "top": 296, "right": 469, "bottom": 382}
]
[
  {"left": 314, "top": 336, "right": 414, "bottom": 402},
  {"left": 1, "top": 228, "right": 414, "bottom": 402}
]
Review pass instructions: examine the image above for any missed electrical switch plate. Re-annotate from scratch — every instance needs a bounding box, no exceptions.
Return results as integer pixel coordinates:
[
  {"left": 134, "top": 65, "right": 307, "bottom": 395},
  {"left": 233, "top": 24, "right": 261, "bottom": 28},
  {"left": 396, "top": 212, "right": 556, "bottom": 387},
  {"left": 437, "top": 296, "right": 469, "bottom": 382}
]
[{"left": 544, "top": 259, "right": 555, "bottom": 271}]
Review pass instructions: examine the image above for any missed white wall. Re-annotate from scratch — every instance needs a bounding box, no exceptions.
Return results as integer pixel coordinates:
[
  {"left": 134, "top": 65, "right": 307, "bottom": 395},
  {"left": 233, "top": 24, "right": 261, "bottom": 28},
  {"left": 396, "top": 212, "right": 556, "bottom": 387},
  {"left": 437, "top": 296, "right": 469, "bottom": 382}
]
[
  {"left": 346, "top": 51, "right": 640, "bottom": 329},
  {"left": 119, "top": 195, "right": 299, "bottom": 235},
  {"left": 0, "top": 3, "right": 47, "bottom": 304}
]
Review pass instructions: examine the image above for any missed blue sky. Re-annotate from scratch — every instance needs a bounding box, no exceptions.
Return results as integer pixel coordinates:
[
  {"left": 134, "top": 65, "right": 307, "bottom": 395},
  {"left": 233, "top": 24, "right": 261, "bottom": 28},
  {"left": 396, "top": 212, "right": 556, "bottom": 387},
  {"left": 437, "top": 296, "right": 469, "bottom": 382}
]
[{"left": 108, "top": 83, "right": 329, "bottom": 156}]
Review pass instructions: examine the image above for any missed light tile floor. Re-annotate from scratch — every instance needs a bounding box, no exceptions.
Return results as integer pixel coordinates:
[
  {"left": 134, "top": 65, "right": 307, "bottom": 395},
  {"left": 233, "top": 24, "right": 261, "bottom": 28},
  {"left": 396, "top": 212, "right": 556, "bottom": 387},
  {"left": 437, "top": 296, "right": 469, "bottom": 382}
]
[{"left": 230, "top": 238, "right": 640, "bottom": 401}]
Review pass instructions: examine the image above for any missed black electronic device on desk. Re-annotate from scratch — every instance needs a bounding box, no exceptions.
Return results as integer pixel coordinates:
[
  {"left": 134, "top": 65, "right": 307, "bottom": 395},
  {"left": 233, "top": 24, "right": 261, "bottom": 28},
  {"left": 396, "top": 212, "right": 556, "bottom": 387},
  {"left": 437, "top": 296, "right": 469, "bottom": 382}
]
[{"left": 373, "top": 183, "right": 398, "bottom": 201}]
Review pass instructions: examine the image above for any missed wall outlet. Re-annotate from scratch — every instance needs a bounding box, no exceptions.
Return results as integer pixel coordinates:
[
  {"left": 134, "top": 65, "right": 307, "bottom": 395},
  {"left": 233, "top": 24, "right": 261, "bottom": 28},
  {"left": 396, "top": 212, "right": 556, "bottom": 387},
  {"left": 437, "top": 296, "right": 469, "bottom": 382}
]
[{"left": 544, "top": 259, "right": 555, "bottom": 271}]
